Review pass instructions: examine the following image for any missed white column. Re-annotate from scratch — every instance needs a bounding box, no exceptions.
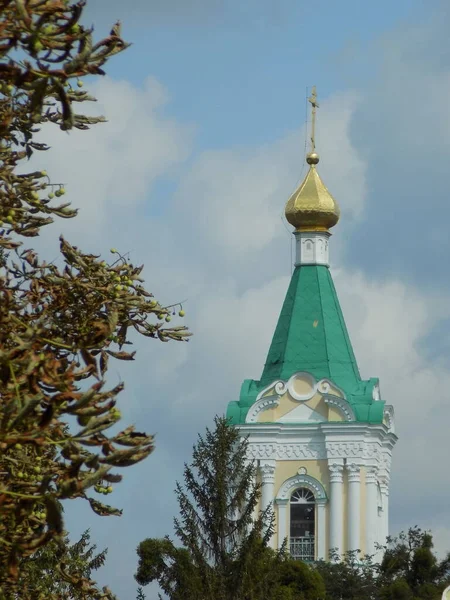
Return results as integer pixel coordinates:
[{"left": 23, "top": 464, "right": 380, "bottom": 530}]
[
  {"left": 276, "top": 499, "right": 288, "bottom": 550},
  {"left": 316, "top": 499, "right": 327, "bottom": 560},
  {"left": 347, "top": 462, "right": 361, "bottom": 555},
  {"left": 260, "top": 462, "right": 276, "bottom": 544},
  {"left": 328, "top": 462, "right": 344, "bottom": 559},
  {"left": 365, "top": 466, "right": 378, "bottom": 557}
]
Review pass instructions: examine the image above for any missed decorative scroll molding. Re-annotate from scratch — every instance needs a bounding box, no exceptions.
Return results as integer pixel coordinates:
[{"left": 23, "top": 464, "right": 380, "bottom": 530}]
[
  {"left": 276, "top": 473, "right": 328, "bottom": 501},
  {"left": 324, "top": 396, "right": 355, "bottom": 421},
  {"left": 383, "top": 405, "right": 395, "bottom": 433},
  {"left": 247, "top": 372, "right": 349, "bottom": 425},
  {"left": 272, "top": 372, "right": 318, "bottom": 401}
]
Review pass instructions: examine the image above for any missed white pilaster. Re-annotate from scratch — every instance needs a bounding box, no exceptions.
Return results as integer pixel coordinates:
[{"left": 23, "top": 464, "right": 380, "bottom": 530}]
[
  {"left": 294, "top": 230, "right": 331, "bottom": 267},
  {"left": 328, "top": 462, "right": 344, "bottom": 559},
  {"left": 260, "top": 461, "right": 276, "bottom": 544},
  {"left": 347, "top": 462, "right": 361, "bottom": 555},
  {"left": 365, "top": 466, "right": 378, "bottom": 558},
  {"left": 316, "top": 499, "right": 327, "bottom": 560},
  {"left": 276, "top": 499, "right": 288, "bottom": 550},
  {"left": 379, "top": 479, "right": 389, "bottom": 549}
]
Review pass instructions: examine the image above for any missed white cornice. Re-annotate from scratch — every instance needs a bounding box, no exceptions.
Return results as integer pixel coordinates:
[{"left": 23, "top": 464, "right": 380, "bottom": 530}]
[{"left": 240, "top": 422, "right": 397, "bottom": 465}]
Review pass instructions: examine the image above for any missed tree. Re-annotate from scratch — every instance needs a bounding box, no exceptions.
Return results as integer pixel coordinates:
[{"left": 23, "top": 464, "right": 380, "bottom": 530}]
[
  {"left": 0, "top": 1, "right": 190, "bottom": 597},
  {"left": 135, "top": 416, "right": 286, "bottom": 600},
  {"left": 136, "top": 588, "right": 146, "bottom": 600},
  {"left": 273, "top": 559, "right": 325, "bottom": 600},
  {"left": 18, "top": 529, "right": 109, "bottom": 599},
  {"left": 313, "top": 528, "right": 450, "bottom": 600},
  {"left": 314, "top": 550, "right": 379, "bottom": 600},
  {"left": 378, "top": 528, "right": 450, "bottom": 600}
]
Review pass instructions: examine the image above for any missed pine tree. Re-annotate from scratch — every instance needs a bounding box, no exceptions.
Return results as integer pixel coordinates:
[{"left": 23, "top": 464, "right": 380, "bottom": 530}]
[{"left": 135, "top": 416, "right": 285, "bottom": 600}]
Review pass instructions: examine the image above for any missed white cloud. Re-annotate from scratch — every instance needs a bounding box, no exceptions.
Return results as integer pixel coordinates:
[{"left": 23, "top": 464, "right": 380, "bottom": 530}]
[
  {"left": 29, "top": 76, "right": 194, "bottom": 244},
  {"left": 335, "top": 268, "right": 450, "bottom": 541}
]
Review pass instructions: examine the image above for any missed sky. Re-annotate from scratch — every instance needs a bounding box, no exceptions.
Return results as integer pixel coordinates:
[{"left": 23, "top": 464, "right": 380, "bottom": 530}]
[{"left": 25, "top": 0, "right": 450, "bottom": 597}]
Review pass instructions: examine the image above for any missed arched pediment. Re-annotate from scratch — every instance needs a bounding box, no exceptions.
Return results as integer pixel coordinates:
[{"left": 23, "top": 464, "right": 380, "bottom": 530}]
[
  {"left": 245, "top": 372, "right": 355, "bottom": 424},
  {"left": 275, "top": 473, "right": 327, "bottom": 502}
]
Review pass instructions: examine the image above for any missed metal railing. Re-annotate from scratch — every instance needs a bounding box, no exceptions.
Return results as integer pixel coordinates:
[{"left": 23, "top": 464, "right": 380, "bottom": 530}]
[{"left": 290, "top": 536, "right": 315, "bottom": 561}]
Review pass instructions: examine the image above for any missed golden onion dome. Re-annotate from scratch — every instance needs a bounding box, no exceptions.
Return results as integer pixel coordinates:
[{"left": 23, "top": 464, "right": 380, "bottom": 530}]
[{"left": 285, "top": 151, "right": 340, "bottom": 232}]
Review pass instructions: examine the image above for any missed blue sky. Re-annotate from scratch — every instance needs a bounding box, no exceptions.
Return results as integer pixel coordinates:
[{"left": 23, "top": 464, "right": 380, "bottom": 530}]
[{"left": 28, "top": 0, "right": 450, "bottom": 597}]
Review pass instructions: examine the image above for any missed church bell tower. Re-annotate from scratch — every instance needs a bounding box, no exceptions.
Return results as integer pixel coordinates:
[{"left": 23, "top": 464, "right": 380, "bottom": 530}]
[{"left": 227, "top": 87, "right": 397, "bottom": 561}]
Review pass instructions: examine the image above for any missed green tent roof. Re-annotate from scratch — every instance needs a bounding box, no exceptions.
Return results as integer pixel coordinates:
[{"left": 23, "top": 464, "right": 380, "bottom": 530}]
[{"left": 227, "top": 265, "right": 384, "bottom": 425}]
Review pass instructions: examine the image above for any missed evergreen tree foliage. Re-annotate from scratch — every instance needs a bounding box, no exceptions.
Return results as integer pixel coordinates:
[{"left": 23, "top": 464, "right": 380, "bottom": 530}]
[
  {"left": 17, "top": 529, "right": 110, "bottom": 599},
  {"left": 135, "top": 416, "right": 286, "bottom": 600},
  {"left": 136, "top": 587, "right": 146, "bottom": 600}
]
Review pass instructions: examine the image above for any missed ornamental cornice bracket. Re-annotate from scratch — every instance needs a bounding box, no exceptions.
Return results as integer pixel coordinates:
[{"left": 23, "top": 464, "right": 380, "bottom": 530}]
[{"left": 383, "top": 405, "right": 395, "bottom": 433}]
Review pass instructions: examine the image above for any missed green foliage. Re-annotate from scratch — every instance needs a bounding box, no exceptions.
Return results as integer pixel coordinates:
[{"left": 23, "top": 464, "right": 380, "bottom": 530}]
[
  {"left": 315, "top": 528, "right": 450, "bottom": 600},
  {"left": 273, "top": 559, "right": 326, "bottom": 600},
  {"left": 135, "top": 416, "right": 286, "bottom": 600},
  {"left": 17, "top": 529, "right": 112, "bottom": 599},
  {"left": 136, "top": 587, "right": 146, "bottom": 600},
  {"left": 314, "top": 550, "right": 379, "bottom": 600},
  {"left": 0, "top": 0, "right": 190, "bottom": 596},
  {"left": 378, "top": 527, "right": 450, "bottom": 600}
]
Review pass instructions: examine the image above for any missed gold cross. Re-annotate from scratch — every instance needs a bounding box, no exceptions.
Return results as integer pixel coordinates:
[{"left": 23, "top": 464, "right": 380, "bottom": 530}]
[{"left": 308, "top": 86, "right": 319, "bottom": 152}]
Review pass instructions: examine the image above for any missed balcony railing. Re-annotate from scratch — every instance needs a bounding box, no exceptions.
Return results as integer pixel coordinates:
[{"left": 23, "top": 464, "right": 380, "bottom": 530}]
[{"left": 290, "top": 536, "right": 315, "bottom": 561}]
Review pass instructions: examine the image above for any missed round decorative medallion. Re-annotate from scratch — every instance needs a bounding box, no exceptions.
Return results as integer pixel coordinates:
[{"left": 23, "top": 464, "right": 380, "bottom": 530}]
[
  {"left": 318, "top": 380, "right": 330, "bottom": 393},
  {"left": 297, "top": 467, "right": 307, "bottom": 475}
]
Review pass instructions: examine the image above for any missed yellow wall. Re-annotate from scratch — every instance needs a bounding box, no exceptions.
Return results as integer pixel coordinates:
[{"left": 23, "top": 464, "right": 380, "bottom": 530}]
[
  {"left": 261, "top": 390, "right": 344, "bottom": 423},
  {"left": 269, "top": 459, "right": 370, "bottom": 557},
  {"left": 328, "top": 406, "right": 344, "bottom": 422}
]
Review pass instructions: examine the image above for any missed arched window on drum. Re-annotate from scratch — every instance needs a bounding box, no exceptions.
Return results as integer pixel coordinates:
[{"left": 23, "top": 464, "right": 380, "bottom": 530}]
[{"left": 290, "top": 487, "right": 315, "bottom": 561}]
